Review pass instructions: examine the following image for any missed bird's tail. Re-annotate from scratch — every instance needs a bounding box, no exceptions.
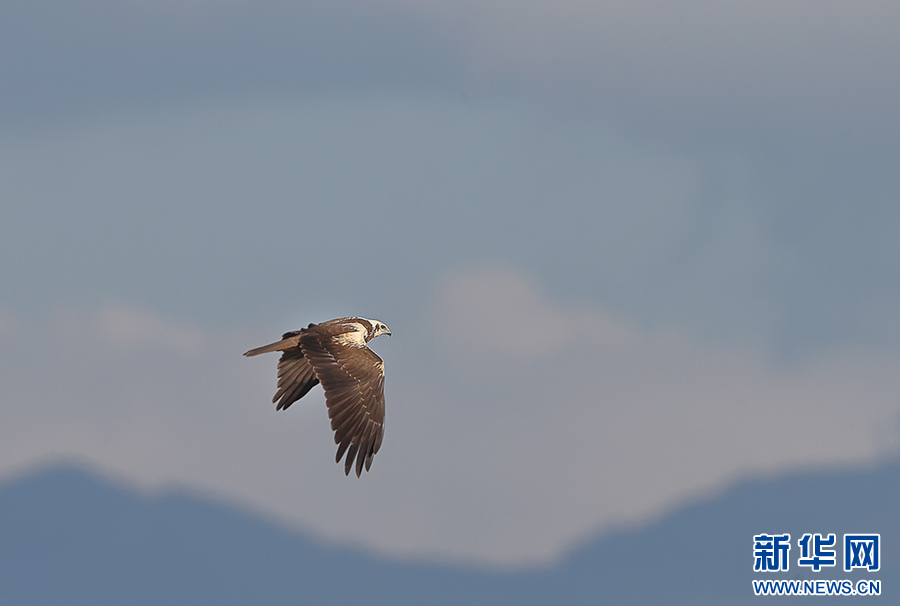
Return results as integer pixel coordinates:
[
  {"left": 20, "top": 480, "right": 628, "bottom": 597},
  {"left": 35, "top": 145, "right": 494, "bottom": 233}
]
[{"left": 243, "top": 333, "right": 302, "bottom": 357}]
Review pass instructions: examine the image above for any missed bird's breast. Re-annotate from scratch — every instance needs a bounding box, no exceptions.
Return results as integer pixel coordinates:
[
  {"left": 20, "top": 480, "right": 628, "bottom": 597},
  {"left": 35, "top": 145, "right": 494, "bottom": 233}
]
[{"left": 333, "top": 323, "right": 369, "bottom": 347}]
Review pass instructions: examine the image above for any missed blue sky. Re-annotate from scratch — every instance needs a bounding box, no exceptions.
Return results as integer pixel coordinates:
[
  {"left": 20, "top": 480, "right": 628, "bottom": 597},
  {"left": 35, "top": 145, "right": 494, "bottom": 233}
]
[{"left": 2, "top": 0, "right": 899, "bottom": 567}]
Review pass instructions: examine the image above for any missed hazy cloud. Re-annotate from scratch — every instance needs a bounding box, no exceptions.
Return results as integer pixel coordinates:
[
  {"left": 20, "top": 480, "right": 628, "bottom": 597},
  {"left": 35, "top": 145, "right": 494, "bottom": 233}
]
[
  {"left": 97, "top": 303, "right": 205, "bottom": 354},
  {"left": 0, "top": 0, "right": 462, "bottom": 126},
  {"left": 435, "top": 265, "right": 636, "bottom": 358},
  {"left": 1, "top": 90, "right": 897, "bottom": 357},
  {"left": 5, "top": 0, "right": 899, "bottom": 140}
]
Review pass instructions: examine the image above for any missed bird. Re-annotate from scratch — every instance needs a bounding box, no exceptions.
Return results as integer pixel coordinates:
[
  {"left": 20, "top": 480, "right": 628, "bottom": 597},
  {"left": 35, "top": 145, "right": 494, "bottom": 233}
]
[{"left": 244, "top": 317, "right": 391, "bottom": 477}]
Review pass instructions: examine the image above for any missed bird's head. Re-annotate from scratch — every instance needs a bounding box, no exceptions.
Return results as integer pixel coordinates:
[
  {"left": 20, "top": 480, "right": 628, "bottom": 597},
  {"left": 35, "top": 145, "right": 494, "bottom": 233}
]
[
  {"left": 360, "top": 318, "right": 391, "bottom": 341},
  {"left": 372, "top": 320, "right": 391, "bottom": 339}
]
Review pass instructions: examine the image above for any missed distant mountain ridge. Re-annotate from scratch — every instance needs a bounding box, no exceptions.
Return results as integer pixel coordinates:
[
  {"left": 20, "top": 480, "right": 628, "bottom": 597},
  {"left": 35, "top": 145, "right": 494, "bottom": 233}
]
[{"left": 1, "top": 461, "right": 896, "bottom": 604}]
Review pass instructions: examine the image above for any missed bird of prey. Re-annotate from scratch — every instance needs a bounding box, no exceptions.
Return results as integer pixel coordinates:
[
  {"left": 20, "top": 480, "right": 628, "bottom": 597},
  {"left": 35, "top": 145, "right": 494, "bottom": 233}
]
[{"left": 244, "top": 317, "right": 391, "bottom": 477}]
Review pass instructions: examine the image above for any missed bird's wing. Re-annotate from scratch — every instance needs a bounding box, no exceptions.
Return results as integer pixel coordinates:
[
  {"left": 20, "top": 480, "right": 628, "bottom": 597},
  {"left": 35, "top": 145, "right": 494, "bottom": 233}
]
[
  {"left": 244, "top": 330, "right": 320, "bottom": 410},
  {"left": 272, "top": 349, "right": 319, "bottom": 411},
  {"left": 299, "top": 325, "right": 385, "bottom": 477}
]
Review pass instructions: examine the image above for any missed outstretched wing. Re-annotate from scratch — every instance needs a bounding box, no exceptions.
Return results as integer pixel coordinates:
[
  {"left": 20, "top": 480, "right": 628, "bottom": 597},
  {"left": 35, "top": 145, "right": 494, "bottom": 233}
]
[{"left": 299, "top": 324, "right": 385, "bottom": 477}]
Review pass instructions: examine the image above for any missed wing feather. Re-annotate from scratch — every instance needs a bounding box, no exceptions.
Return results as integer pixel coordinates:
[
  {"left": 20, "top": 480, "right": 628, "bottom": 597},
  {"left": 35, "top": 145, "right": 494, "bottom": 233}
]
[
  {"left": 335, "top": 436, "right": 352, "bottom": 463},
  {"left": 333, "top": 409, "right": 367, "bottom": 446},
  {"left": 272, "top": 349, "right": 319, "bottom": 411},
  {"left": 330, "top": 404, "right": 362, "bottom": 431}
]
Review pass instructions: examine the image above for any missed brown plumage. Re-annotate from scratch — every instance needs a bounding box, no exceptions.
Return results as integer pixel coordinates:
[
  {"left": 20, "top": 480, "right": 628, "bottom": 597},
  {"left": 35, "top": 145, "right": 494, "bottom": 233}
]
[{"left": 244, "top": 317, "right": 391, "bottom": 476}]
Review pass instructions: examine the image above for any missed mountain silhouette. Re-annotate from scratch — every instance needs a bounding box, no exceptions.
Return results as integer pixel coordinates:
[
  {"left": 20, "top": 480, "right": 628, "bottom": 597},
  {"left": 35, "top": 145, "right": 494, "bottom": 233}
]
[{"left": 1, "top": 461, "right": 896, "bottom": 604}]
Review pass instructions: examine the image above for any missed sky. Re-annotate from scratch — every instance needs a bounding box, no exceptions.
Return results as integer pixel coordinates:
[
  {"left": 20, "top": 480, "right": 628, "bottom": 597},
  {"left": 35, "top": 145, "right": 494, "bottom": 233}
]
[{"left": 1, "top": 0, "right": 900, "bottom": 568}]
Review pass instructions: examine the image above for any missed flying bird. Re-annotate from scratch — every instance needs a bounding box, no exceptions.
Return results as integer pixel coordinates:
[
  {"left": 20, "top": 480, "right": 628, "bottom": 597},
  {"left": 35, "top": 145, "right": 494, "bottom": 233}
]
[{"left": 244, "top": 317, "right": 391, "bottom": 477}]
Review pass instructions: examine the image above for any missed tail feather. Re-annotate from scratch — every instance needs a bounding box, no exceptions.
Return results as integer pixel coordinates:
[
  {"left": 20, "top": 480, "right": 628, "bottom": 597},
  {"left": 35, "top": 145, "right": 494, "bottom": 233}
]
[{"left": 243, "top": 334, "right": 302, "bottom": 357}]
